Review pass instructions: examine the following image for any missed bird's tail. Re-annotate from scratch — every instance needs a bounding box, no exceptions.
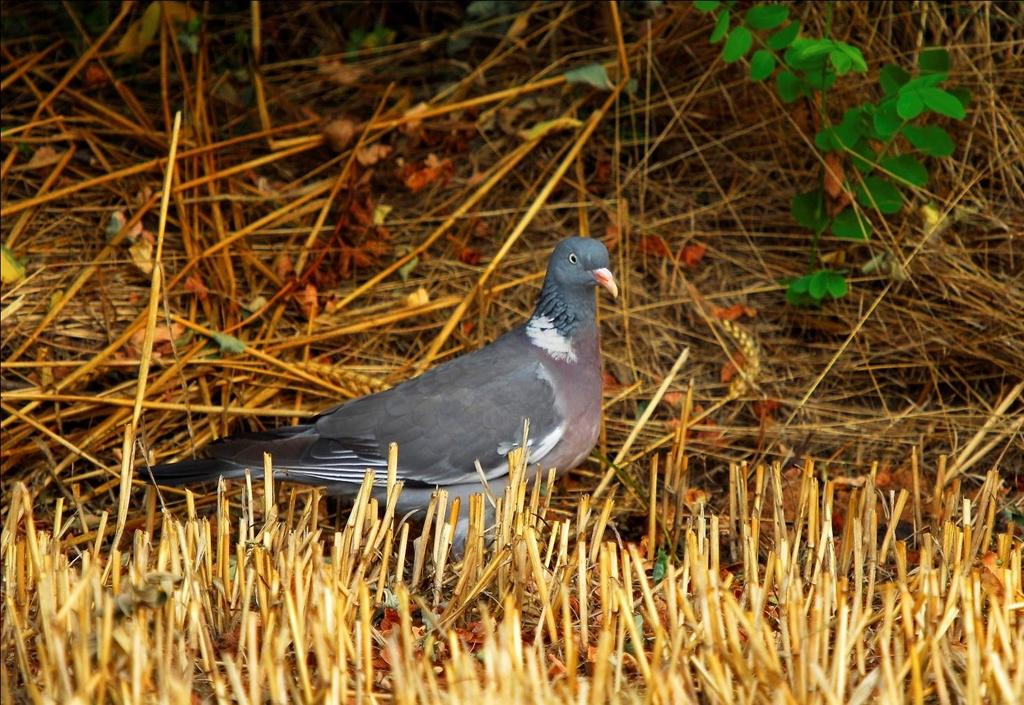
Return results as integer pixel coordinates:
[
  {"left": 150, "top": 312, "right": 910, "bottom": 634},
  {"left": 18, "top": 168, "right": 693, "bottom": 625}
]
[
  {"left": 143, "top": 457, "right": 248, "bottom": 486},
  {"left": 144, "top": 423, "right": 316, "bottom": 488}
]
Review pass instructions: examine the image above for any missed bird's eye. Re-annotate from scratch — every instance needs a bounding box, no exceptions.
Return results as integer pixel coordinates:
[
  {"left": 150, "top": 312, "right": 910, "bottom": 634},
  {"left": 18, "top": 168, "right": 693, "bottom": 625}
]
[{"left": 568, "top": 253, "right": 578, "bottom": 264}]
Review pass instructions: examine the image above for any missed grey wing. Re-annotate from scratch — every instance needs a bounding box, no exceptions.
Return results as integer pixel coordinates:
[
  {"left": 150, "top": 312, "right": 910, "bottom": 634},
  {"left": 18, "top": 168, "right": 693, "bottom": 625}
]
[{"left": 309, "top": 330, "right": 562, "bottom": 487}]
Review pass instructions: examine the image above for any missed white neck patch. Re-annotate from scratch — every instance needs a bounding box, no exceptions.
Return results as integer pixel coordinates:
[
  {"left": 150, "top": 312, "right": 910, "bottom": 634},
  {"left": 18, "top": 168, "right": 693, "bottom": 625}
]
[{"left": 526, "top": 315, "right": 576, "bottom": 363}]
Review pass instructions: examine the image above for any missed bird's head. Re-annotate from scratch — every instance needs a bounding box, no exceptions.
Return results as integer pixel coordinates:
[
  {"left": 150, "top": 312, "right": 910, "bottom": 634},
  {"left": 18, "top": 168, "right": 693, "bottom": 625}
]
[{"left": 544, "top": 237, "right": 618, "bottom": 299}]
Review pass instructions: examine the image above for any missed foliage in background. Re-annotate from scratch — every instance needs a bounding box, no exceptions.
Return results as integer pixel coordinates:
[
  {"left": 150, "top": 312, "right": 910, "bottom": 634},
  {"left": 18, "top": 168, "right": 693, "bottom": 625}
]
[{"left": 695, "top": 0, "right": 970, "bottom": 306}]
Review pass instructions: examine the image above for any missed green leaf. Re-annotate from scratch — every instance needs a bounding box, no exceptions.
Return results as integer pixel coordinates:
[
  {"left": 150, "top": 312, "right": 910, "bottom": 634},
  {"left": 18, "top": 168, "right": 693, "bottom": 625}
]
[
  {"left": 694, "top": 0, "right": 721, "bottom": 12},
  {"left": 652, "top": 548, "right": 669, "bottom": 583},
  {"left": 745, "top": 4, "right": 789, "bottom": 30},
  {"left": 210, "top": 331, "right": 246, "bottom": 354},
  {"left": 902, "top": 124, "right": 955, "bottom": 157},
  {"left": 918, "top": 48, "right": 950, "bottom": 75},
  {"left": 815, "top": 128, "right": 836, "bottom": 151},
  {"left": 564, "top": 63, "right": 613, "bottom": 90},
  {"left": 920, "top": 87, "right": 966, "bottom": 119},
  {"left": 787, "top": 271, "right": 846, "bottom": 305},
  {"left": 831, "top": 209, "right": 871, "bottom": 240},
  {"left": 804, "top": 68, "right": 836, "bottom": 91},
  {"left": 849, "top": 140, "right": 878, "bottom": 173},
  {"left": 880, "top": 155, "right": 929, "bottom": 187},
  {"left": 767, "top": 21, "right": 800, "bottom": 50},
  {"left": 902, "top": 74, "right": 948, "bottom": 91},
  {"left": 835, "top": 108, "right": 863, "bottom": 147},
  {"left": 775, "top": 70, "right": 803, "bottom": 103},
  {"left": 790, "top": 189, "right": 828, "bottom": 233},
  {"left": 722, "top": 26, "right": 753, "bottom": 63},
  {"left": 896, "top": 90, "right": 925, "bottom": 120},
  {"left": 879, "top": 64, "right": 910, "bottom": 96},
  {"left": 823, "top": 270, "right": 849, "bottom": 299},
  {"left": 856, "top": 176, "right": 904, "bottom": 214},
  {"left": 710, "top": 9, "right": 730, "bottom": 43},
  {"left": 786, "top": 274, "right": 814, "bottom": 306},
  {"left": 872, "top": 100, "right": 903, "bottom": 138},
  {"left": 785, "top": 38, "right": 833, "bottom": 71},
  {"left": 809, "top": 269, "right": 832, "bottom": 300},
  {"left": 749, "top": 50, "right": 776, "bottom": 81},
  {"left": 398, "top": 255, "right": 419, "bottom": 282},
  {"left": 949, "top": 87, "right": 972, "bottom": 110},
  {"left": 829, "top": 43, "right": 867, "bottom": 75}
]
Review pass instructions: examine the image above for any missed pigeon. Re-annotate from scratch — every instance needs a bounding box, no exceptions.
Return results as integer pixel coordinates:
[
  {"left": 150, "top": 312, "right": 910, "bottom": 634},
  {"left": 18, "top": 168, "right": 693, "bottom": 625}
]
[{"left": 147, "top": 237, "right": 617, "bottom": 522}]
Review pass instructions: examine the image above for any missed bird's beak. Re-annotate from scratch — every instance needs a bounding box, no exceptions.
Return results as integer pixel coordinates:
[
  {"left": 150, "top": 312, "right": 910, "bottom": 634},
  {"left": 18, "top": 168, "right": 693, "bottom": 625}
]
[{"left": 591, "top": 268, "right": 619, "bottom": 299}]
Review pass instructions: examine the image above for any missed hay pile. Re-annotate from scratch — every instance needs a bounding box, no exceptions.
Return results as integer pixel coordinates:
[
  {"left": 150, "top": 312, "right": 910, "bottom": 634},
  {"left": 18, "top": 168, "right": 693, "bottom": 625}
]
[{"left": 2, "top": 1, "right": 1022, "bottom": 701}]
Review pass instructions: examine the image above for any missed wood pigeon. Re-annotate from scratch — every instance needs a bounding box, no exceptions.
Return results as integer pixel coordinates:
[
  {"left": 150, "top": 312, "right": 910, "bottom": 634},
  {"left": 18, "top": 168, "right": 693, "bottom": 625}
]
[{"left": 147, "top": 237, "right": 618, "bottom": 520}]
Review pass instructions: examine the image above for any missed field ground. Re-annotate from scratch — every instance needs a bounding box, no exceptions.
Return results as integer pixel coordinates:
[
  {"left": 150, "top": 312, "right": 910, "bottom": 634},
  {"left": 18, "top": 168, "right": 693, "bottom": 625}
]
[{"left": 2, "top": 2, "right": 1022, "bottom": 702}]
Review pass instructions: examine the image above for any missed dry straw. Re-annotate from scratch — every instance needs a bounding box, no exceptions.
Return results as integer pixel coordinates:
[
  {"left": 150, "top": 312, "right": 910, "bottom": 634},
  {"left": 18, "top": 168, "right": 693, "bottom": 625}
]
[{"left": 2, "top": 1, "right": 1022, "bottom": 702}]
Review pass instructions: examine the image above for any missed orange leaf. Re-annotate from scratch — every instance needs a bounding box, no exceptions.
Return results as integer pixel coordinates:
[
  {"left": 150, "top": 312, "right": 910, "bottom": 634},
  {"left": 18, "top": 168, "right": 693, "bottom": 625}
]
[
  {"left": 318, "top": 61, "right": 367, "bottom": 86},
  {"left": 295, "top": 284, "right": 318, "bottom": 319},
  {"left": 662, "top": 391, "right": 683, "bottom": 408},
  {"left": 355, "top": 144, "right": 392, "bottom": 166},
  {"left": 82, "top": 63, "right": 108, "bottom": 88},
  {"left": 323, "top": 117, "right": 358, "bottom": 151},
  {"left": 684, "top": 488, "right": 708, "bottom": 506},
  {"left": 714, "top": 304, "right": 757, "bottom": 321},
  {"left": 184, "top": 273, "right": 209, "bottom": 301},
  {"left": 604, "top": 223, "right": 621, "bottom": 251},
  {"left": 679, "top": 242, "right": 706, "bottom": 267},
  {"left": 751, "top": 398, "right": 781, "bottom": 421},
  {"left": 638, "top": 235, "right": 671, "bottom": 258},
  {"left": 824, "top": 152, "right": 845, "bottom": 200},
  {"left": 399, "top": 155, "right": 454, "bottom": 193},
  {"left": 274, "top": 252, "right": 294, "bottom": 280},
  {"left": 720, "top": 352, "right": 746, "bottom": 383},
  {"left": 457, "top": 247, "right": 481, "bottom": 265}
]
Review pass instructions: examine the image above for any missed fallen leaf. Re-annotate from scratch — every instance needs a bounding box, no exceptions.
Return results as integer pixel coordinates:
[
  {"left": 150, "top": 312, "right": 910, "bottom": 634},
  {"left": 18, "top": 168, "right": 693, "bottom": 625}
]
[
  {"left": 603, "top": 371, "right": 622, "bottom": 392},
  {"left": 697, "top": 420, "right": 726, "bottom": 448},
  {"left": 457, "top": 247, "right": 481, "bottom": 266},
  {"left": 604, "top": 223, "right": 621, "bottom": 251},
  {"left": 662, "top": 391, "right": 683, "bottom": 408},
  {"left": 129, "top": 322, "right": 186, "bottom": 356},
  {"left": 638, "top": 235, "right": 672, "bottom": 258},
  {"left": 210, "top": 331, "right": 245, "bottom": 354},
  {"left": 319, "top": 60, "right": 368, "bottom": 86},
  {"left": 713, "top": 304, "right": 757, "bottom": 321},
  {"left": 404, "top": 286, "right": 429, "bottom": 307},
  {"left": 720, "top": 352, "right": 747, "bottom": 383},
  {"left": 82, "top": 63, "right": 108, "bottom": 88},
  {"left": 518, "top": 117, "right": 582, "bottom": 141},
  {"left": 274, "top": 252, "right": 294, "bottom": 280},
  {"left": 114, "top": 2, "right": 196, "bottom": 61},
  {"left": 751, "top": 398, "right": 781, "bottom": 421},
  {"left": 1, "top": 246, "right": 26, "bottom": 284},
  {"left": 398, "top": 255, "right": 418, "bottom": 282},
  {"left": 295, "top": 284, "right": 318, "bottom": 318},
  {"left": 564, "top": 62, "right": 613, "bottom": 91},
  {"left": 129, "top": 231, "right": 155, "bottom": 275},
  {"left": 399, "top": 155, "right": 453, "bottom": 193},
  {"left": 372, "top": 204, "right": 393, "bottom": 225},
  {"left": 244, "top": 295, "right": 268, "bottom": 313},
  {"left": 401, "top": 102, "right": 429, "bottom": 135},
  {"left": 184, "top": 273, "right": 209, "bottom": 301},
  {"left": 355, "top": 143, "right": 392, "bottom": 166},
  {"left": 324, "top": 117, "right": 359, "bottom": 151},
  {"left": 679, "top": 242, "right": 706, "bottom": 267},
  {"left": 26, "top": 146, "right": 59, "bottom": 170},
  {"left": 684, "top": 488, "right": 708, "bottom": 506},
  {"left": 824, "top": 152, "right": 845, "bottom": 200}
]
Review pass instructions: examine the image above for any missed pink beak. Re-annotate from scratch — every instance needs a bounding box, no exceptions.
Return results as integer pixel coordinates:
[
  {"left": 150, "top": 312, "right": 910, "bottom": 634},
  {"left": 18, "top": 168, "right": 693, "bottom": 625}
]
[{"left": 591, "top": 268, "right": 619, "bottom": 298}]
